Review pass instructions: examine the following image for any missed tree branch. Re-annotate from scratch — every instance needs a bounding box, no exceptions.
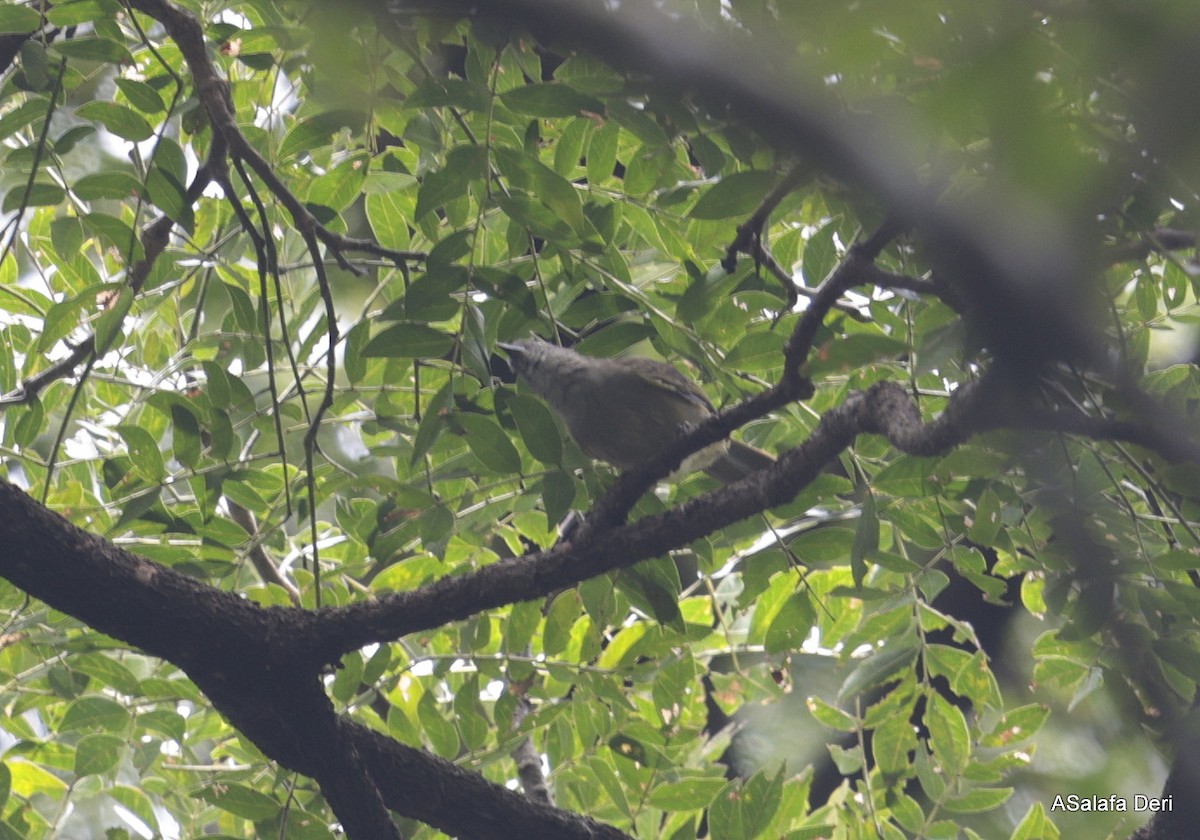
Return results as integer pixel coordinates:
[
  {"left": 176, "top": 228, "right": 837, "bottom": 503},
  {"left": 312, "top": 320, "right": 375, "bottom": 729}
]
[
  {"left": 0, "top": 158, "right": 214, "bottom": 409},
  {"left": 722, "top": 164, "right": 811, "bottom": 274},
  {"left": 1104, "top": 227, "right": 1199, "bottom": 265},
  {"left": 432, "top": 0, "right": 1107, "bottom": 373},
  {"left": 306, "top": 379, "right": 977, "bottom": 652},
  {"left": 128, "top": 0, "right": 425, "bottom": 272},
  {"left": 308, "top": 362, "right": 1200, "bottom": 657},
  {"left": 0, "top": 478, "right": 634, "bottom": 840}
]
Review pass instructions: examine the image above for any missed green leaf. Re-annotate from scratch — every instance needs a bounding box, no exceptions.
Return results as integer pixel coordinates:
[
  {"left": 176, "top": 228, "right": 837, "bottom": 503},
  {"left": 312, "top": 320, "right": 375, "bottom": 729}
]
[
  {"left": 0, "top": 6, "right": 43, "bottom": 33},
  {"left": 617, "top": 565, "right": 683, "bottom": 631},
  {"left": 343, "top": 319, "right": 370, "bottom": 385},
  {"left": 277, "top": 109, "right": 366, "bottom": 161},
  {"left": 146, "top": 165, "right": 193, "bottom": 230},
  {"left": 0, "top": 762, "right": 10, "bottom": 814},
  {"left": 411, "top": 378, "right": 453, "bottom": 464},
  {"left": 807, "top": 697, "right": 857, "bottom": 731},
  {"left": 873, "top": 457, "right": 939, "bottom": 497},
  {"left": 801, "top": 223, "right": 837, "bottom": 285},
  {"left": 1153, "top": 638, "right": 1200, "bottom": 682},
  {"left": 707, "top": 769, "right": 784, "bottom": 840},
  {"left": 764, "top": 591, "right": 815, "bottom": 653},
  {"left": 543, "top": 590, "right": 581, "bottom": 657},
  {"left": 197, "top": 782, "right": 280, "bottom": 820},
  {"left": 494, "top": 146, "right": 588, "bottom": 237},
  {"left": 51, "top": 36, "right": 132, "bottom": 64},
  {"left": 3, "top": 182, "right": 65, "bottom": 212},
  {"left": 597, "top": 622, "right": 649, "bottom": 670},
  {"left": 110, "top": 785, "right": 159, "bottom": 836},
  {"left": 222, "top": 281, "right": 257, "bottom": 335},
  {"left": 41, "top": 283, "right": 107, "bottom": 350},
  {"left": 891, "top": 793, "right": 927, "bottom": 833},
  {"left": 587, "top": 121, "right": 619, "bottom": 184},
  {"left": 0, "top": 98, "right": 48, "bottom": 143},
  {"left": 55, "top": 124, "right": 96, "bottom": 155},
  {"left": 46, "top": 0, "right": 121, "bottom": 27},
  {"left": 201, "top": 360, "right": 232, "bottom": 408},
  {"left": 506, "top": 392, "right": 563, "bottom": 465},
  {"left": 850, "top": 492, "right": 878, "bottom": 587},
  {"left": 787, "top": 526, "right": 855, "bottom": 569},
  {"left": 748, "top": 572, "right": 798, "bottom": 645},
  {"left": 12, "top": 399, "right": 44, "bottom": 448},
  {"left": 554, "top": 116, "right": 591, "bottom": 175},
  {"left": 73, "top": 172, "right": 143, "bottom": 201},
  {"left": 306, "top": 158, "right": 367, "bottom": 214},
  {"left": 540, "top": 470, "right": 577, "bottom": 526},
  {"left": 115, "top": 77, "right": 166, "bottom": 114},
  {"left": 366, "top": 189, "right": 412, "bottom": 251},
  {"left": 926, "top": 693, "right": 971, "bottom": 776},
  {"left": 82, "top": 212, "right": 143, "bottom": 260},
  {"left": 76, "top": 101, "right": 154, "bottom": 141},
  {"left": 408, "top": 76, "right": 490, "bottom": 111},
  {"left": 140, "top": 709, "right": 186, "bottom": 743},
  {"left": 93, "top": 287, "right": 133, "bottom": 353},
  {"left": 496, "top": 192, "right": 579, "bottom": 243},
  {"left": 807, "top": 332, "right": 905, "bottom": 376},
  {"left": 61, "top": 696, "right": 131, "bottom": 733},
  {"left": 169, "top": 404, "right": 201, "bottom": 470},
  {"left": 501, "top": 83, "right": 605, "bottom": 117},
  {"left": 72, "top": 653, "right": 141, "bottom": 696},
  {"left": 968, "top": 487, "right": 1001, "bottom": 545},
  {"left": 362, "top": 323, "right": 455, "bottom": 358},
  {"left": 414, "top": 145, "right": 488, "bottom": 221},
  {"left": 982, "top": 704, "right": 1050, "bottom": 748},
  {"left": 17, "top": 39, "right": 50, "bottom": 90},
  {"left": 1135, "top": 274, "right": 1158, "bottom": 321},
  {"left": 401, "top": 265, "right": 469, "bottom": 321},
  {"left": 155, "top": 135, "right": 188, "bottom": 186},
  {"left": 417, "top": 691, "right": 461, "bottom": 757},
  {"left": 913, "top": 744, "right": 946, "bottom": 801},
  {"left": 872, "top": 713, "right": 915, "bottom": 776},
  {"left": 456, "top": 413, "right": 522, "bottom": 474},
  {"left": 8, "top": 759, "right": 67, "bottom": 798},
  {"left": 838, "top": 643, "right": 918, "bottom": 702},
  {"left": 623, "top": 143, "right": 671, "bottom": 195},
  {"left": 648, "top": 777, "right": 726, "bottom": 811},
  {"left": 724, "top": 331, "right": 783, "bottom": 373},
  {"left": 1009, "top": 802, "right": 1058, "bottom": 840},
  {"left": 689, "top": 170, "right": 776, "bottom": 220},
  {"left": 454, "top": 677, "right": 491, "bottom": 750},
  {"left": 502, "top": 600, "right": 542, "bottom": 656},
  {"left": 74, "top": 733, "right": 123, "bottom": 777},
  {"left": 942, "top": 786, "right": 1013, "bottom": 814}
]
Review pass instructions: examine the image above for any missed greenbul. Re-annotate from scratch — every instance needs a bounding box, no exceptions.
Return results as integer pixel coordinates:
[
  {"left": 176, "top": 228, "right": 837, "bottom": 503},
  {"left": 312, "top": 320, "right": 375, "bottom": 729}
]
[{"left": 499, "top": 337, "right": 774, "bottom": 483}]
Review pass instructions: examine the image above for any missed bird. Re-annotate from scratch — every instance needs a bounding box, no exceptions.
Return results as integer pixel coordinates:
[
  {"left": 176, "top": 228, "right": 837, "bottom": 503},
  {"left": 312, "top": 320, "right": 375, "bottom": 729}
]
[{"left": 498, "top": 336, "right": 775, "bottom": 483}]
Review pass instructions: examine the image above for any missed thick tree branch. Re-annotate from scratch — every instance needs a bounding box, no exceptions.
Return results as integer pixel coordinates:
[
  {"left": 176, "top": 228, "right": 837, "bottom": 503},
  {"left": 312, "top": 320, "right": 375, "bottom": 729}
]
[
  {"left": 1, "top": 371, "right": 1192, "bottom": 838},
  {"left": 0, "top": 479, "right": 634, "bottom": 840},
  {"left": 308, "top": 368, "right": 1199, "bottom": 656},
  {"left": 308, "top": 379, "right": 980, "bottom": 651},
  {"left": 346, "top": 721, "right": 632, "bottom": 839},
  {"left": 578, "top": 229, "right": 903, "bottom": 532},
  {"left": 1129, "top": 718, "right": 1200, "bottom": 840}
]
